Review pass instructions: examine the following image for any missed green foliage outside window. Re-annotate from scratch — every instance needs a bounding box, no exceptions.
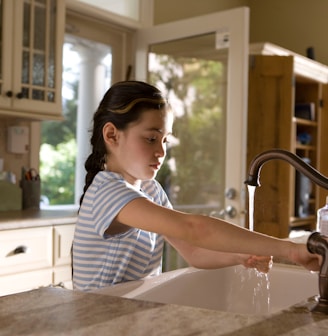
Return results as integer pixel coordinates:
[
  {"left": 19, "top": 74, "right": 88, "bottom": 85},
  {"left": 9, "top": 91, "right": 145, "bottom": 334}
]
[{"left": 40, "top": 82, "right": 78, "bottom": 205}]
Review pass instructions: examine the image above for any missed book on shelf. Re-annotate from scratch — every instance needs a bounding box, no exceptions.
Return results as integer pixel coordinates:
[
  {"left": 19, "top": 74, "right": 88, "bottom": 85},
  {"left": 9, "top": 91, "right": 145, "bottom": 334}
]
[{"left": 294, "top": 102, "right": 315, "bottom": 121}]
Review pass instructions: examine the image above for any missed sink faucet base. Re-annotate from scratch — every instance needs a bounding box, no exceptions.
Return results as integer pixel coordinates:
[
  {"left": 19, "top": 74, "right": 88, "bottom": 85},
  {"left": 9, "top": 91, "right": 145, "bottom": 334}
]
[{"left": 312, "top": 297, "right": 328, "bottom": 314}]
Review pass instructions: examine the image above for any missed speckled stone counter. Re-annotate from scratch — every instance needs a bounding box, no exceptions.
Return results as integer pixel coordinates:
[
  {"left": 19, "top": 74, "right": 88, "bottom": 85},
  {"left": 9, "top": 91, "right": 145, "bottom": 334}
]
[
  {"left": 0, "top": 209, "right": 77, "bottom": 230},
  {"left": 1, "top": 287, "right": 327, "bottom": 335}
]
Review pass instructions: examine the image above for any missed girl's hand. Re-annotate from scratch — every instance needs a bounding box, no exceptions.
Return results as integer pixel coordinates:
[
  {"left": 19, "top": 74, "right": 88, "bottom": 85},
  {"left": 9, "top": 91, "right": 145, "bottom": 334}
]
[
  {"left": 289, "top": 243, "right": 322, "bottom": 272},
  {"left": 242, "top": 255, "right": 273, "bottom": 273}
]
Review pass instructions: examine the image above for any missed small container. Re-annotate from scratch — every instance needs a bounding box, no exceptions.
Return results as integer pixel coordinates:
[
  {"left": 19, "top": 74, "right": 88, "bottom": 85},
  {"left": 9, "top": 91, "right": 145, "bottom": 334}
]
[
  {"left": 316, "top": 196, "right": 328, "bottom": 235},
  {"left": 21, "top": 179, "right": 41, "bottom": 210}
]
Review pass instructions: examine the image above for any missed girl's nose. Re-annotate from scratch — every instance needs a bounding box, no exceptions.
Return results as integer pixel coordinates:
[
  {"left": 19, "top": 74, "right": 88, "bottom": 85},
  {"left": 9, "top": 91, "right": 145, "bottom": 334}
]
[{"left": 155, "top": 143, "right": 166, "bottom": 157}]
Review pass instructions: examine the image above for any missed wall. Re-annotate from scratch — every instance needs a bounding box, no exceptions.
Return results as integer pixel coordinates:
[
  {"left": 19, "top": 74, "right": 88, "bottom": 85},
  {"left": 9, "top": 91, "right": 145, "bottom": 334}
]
[
  {"left": 154, "top": 0, "right": 328, "bottom": 65},
  {"left": 153, "top": 0, "right": 248, "bottom": 24},
  {"left": 249, "top": 0, "right": 328, "bottom": 65}
]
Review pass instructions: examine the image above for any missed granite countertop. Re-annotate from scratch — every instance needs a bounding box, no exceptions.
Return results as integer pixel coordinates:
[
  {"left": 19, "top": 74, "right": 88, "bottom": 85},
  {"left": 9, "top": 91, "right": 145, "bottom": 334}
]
[
  {"left": 1, "top": 287, "right": 328, "bottom": 335},
  {"left": 0, "top": 209, "right": 78, "bottom": 230}
]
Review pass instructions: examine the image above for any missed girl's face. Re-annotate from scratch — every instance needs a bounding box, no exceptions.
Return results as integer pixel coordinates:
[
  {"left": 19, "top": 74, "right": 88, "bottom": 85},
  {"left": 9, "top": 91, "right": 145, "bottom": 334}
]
[{"left": 105, "top": 108, "right": 173, "bottom": 187}]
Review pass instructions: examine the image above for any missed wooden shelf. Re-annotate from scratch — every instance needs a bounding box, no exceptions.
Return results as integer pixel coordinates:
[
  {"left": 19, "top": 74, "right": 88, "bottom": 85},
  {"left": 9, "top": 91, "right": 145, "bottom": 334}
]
[
  {"left": 292, "top": 117, "right": 317, "bottom": 126},
  {"left": 294, "top": 144, "right": 316, "bottom": 151},
  {"left": 290, "top": 215, "right": 316, "bottom": 228},
  {"left": 247, "top": 43, "right": 328, "bottom": 238}
]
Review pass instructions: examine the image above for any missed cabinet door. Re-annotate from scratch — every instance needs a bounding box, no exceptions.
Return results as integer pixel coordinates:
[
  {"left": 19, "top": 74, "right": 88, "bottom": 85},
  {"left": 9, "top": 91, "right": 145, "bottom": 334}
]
[
  {"left": 247, "top": 55, "right": 294, "bottom": 238},
  {"left": 53, "top": 224, "right": 75, "bottom": 288},
  {"left": 0, "top": 0, "right": 65, "bottom": 119},
  {"left": 53, "top": 224, "right": 75, "bottom": 267}
]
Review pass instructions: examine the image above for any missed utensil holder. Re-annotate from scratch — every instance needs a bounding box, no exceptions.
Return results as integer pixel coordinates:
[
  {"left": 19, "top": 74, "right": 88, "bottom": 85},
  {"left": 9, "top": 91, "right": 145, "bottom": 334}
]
[{"left": 21, "top": 180, "right": 41, "bottom": 209}]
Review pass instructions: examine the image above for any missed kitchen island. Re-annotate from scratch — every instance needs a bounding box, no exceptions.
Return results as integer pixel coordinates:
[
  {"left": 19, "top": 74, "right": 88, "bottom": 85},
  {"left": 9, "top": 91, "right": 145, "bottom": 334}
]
[{"left": 1, "top": 287, "right": 328, "bottom": 335}]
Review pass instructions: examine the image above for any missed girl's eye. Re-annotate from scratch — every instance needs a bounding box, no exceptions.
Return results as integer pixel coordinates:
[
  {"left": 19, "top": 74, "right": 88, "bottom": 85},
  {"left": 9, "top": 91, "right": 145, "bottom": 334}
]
[{"left": 147, "top": 137, "right": 157, "bottom": 143}]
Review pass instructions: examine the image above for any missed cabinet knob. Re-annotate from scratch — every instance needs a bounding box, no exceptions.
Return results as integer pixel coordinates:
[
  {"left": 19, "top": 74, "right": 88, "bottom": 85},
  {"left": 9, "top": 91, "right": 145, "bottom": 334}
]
[
  {"left": 5, "top": 91, "right": 24, "bottom": 99},
  {"left": 16, "top": 92, "right": 24, "bottom": 99}
]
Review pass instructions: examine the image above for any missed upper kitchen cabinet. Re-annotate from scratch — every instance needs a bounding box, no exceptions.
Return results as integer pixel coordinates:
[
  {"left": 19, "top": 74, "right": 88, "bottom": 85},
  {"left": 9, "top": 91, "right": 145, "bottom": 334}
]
[{"left": 0, "top": 0, "right": 65, "bottom": 120}]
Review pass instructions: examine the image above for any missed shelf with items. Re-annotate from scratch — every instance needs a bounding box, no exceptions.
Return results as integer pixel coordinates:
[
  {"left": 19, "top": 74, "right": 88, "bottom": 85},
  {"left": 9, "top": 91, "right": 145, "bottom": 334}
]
[{"left": 247, "top": 43, "right": 328, "bottom": 238}]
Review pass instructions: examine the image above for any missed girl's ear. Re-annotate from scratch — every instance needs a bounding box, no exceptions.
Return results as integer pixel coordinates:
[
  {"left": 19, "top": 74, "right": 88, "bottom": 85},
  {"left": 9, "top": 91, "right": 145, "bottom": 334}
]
[{"left": 103, "top": 122, "right": 119, "bottom": 146}]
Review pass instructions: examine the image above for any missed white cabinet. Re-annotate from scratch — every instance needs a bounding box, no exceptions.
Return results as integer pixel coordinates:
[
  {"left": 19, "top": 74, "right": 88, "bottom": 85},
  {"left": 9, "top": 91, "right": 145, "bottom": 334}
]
[
  {"left": 53, "top": 224, "right": 75, "bottom": 288},
  {"left": 0, "top": 223, "right": 75, "bottom": 296},
  {"left": 0, "top": 0, "right": 65, "bottom": 120}
]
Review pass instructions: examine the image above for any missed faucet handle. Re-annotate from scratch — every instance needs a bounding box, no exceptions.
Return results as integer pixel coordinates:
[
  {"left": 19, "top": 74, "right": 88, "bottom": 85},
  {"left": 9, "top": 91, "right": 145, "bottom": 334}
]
[
  {"left": 307, "top": 232, "right": 328, "bottom": 314},
  {"left": 307, "top": 232, "right": 328, "bottom": 255}
]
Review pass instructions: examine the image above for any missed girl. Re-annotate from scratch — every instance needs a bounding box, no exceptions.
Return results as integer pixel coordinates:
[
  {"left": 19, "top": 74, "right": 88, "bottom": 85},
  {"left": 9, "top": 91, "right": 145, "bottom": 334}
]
[{"left": 72, "top": 80, "right": 320, "bottom": 291}]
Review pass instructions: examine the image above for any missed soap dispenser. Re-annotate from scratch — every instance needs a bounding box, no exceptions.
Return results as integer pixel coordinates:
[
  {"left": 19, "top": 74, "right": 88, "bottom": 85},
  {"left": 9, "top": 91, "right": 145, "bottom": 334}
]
[{"left": 316, "top": 196, "right": 328, "bottom": 235}]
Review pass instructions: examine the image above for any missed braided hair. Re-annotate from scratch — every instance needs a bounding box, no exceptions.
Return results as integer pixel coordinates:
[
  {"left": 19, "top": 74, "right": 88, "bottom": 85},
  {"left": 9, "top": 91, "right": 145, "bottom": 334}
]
[{"left": 80, "top": 80, "right": 169, "bottom": 205}]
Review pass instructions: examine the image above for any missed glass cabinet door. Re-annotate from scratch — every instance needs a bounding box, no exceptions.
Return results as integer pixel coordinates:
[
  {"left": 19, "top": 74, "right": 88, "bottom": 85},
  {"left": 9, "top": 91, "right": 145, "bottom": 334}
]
[
  {"left": 21, "top": 0, "right": 56, "bottom": 103},
  {"left": 12, "top": 0, "right": 64, "bottom": 116},
  {"left": 0, "top": 0, "right": 64, "bottom": 119}
]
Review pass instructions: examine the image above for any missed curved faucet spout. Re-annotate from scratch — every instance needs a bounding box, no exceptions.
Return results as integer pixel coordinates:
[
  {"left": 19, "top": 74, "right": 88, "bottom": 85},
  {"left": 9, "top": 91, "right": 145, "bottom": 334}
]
[{"left": 245, "top": 148, "right": 328, "bottom": 189}]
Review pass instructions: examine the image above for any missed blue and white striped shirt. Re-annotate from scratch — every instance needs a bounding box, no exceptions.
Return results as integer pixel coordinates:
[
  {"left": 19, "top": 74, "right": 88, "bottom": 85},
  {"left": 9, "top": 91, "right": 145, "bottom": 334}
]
[{"left": 72, "top": 171, "right": 172, "bottom": 291}]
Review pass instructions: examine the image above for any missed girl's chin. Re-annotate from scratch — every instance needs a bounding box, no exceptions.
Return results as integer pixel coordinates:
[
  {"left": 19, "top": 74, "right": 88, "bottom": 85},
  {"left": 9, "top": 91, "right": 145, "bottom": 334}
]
[{"left": 146, "top": 171, "right": 158, "bottom": 180}]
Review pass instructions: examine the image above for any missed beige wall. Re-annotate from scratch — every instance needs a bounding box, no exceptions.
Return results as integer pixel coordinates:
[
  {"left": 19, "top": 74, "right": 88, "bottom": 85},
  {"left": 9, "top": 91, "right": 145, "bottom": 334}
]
[
  {"left": 153, "top": 0, "right": 248, "bottom": 24},
  {"left": 154, "top": 0, "right": 328, "bottom": 65}
]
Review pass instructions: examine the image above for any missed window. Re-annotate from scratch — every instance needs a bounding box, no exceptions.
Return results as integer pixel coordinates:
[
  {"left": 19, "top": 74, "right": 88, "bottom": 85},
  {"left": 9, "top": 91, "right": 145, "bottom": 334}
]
[
  {"left": 40, "top": 36, "right": 111, "bottom": 208},
  {"left": 39, "top": 10, "right": 132, "bottom": 208}
]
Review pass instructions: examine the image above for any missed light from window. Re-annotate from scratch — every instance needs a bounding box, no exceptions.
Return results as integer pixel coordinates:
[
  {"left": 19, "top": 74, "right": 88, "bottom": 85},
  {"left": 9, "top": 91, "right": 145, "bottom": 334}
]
[{"left": 40, "top": 36, "right": 112, "bottom": 208}]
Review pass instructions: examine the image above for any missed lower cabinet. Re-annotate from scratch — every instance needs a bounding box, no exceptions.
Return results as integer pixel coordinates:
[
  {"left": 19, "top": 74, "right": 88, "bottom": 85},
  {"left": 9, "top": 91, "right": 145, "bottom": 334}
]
[
  {"left": 53, "top": 224, "right": 76, "bottom": 289},
  {"left": 0, "top": 224, "right": 75, "bottom": 296}
]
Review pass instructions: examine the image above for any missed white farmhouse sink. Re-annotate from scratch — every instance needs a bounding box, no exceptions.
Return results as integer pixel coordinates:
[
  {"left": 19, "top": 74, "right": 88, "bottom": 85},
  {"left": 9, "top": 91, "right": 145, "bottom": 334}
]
[{"left": 94, "top": 263, "right": 319, "bottom": 315}]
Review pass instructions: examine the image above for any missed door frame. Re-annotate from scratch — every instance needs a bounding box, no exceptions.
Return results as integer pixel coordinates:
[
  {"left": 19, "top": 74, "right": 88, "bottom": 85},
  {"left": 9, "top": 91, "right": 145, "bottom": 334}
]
[{"left": 135, "top": 7, "right": 250, "bottom": 226}]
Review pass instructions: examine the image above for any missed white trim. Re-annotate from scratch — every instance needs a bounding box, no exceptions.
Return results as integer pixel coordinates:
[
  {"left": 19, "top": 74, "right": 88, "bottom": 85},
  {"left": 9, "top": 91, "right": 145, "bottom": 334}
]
[
  {"left": 139, "top": 0, "right": 154, "bottom": 28},
  {"left": 65, "top": 0, "right": 142, "bottom": 30}
]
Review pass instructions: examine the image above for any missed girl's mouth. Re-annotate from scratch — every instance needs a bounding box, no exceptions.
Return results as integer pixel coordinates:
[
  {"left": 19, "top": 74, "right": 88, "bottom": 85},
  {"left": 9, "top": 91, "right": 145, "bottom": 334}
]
[{"left": 150, "top": 163, "right": 161, "bottom": 170}]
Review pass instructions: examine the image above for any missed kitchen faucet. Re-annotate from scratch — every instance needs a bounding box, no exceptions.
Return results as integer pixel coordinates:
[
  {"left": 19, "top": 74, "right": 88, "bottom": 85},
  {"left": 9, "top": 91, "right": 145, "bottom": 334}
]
[{"left": 245, "top": 148, "right": 328, "bottom": 314}]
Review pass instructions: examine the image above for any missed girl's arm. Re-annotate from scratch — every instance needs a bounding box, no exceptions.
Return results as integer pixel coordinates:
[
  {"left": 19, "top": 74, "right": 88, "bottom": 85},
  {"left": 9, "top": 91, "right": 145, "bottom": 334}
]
[
  {"left": 116, "top": 197, "right": 321, "bottom": 272},
  {"left": 165, "top": 236, "right": 273, "bottom": 273}
]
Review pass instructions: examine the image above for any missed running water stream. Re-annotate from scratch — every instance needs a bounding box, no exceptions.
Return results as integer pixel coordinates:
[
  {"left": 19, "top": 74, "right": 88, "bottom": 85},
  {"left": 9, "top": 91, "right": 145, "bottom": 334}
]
[{"left": 228, "top": 185, "right": 271, "bottom": 314}]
